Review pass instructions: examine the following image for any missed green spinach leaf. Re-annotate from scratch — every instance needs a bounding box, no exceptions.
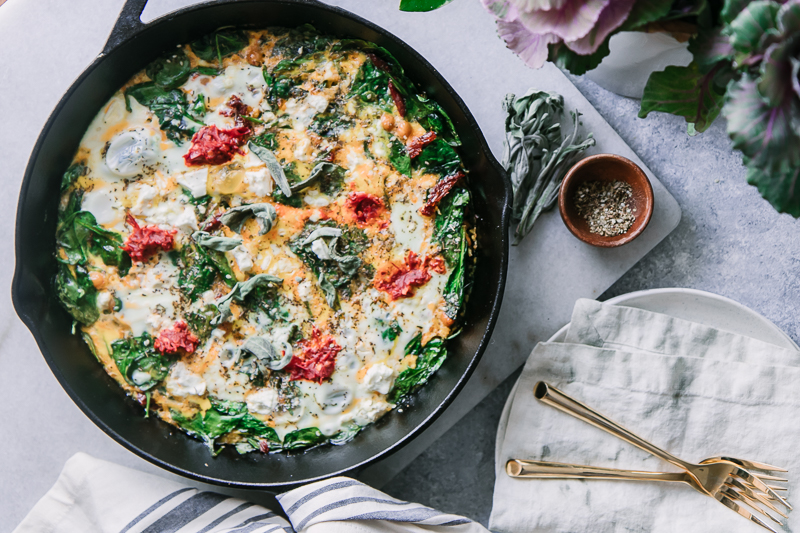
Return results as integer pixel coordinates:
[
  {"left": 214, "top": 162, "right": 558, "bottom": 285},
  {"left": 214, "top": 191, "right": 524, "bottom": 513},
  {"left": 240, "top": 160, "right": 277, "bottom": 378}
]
[
  {"left": 61, "top": 163, "right": 86, "bottom": 192},
  {"left": 146, "top": 49, "right": 192, "bottom": 89},
  {"left": 57, "top": 210, "right": 130, "bottom": 274},
  {"left": 55, "top": 263, "right": 99, "bottom": 325},
  {"left": 399, "top": 0, "right": 455, "bottom": 11},
  {"left": 190, "top": 29, "right": 249, "bottom": 64},
  {"left": 283, "top": 427, "right": 327, "bottom": 450},
  {"left": 433, "top": 187, "right": 469, "bottom": 267},
  {"left": 442, "top": 225, "right": 467, "bottom": 321},
  {"left": 389, "top": 335, "right": 447, "bottom": 403},
  {"left": 413, "top": 138, "right": 461, "bottom": 177},
  {"left": 185, "top": 304, "right": 218, "bottom": 341},
  {"left": 110, "top": 333, "right": 169, "bottom": 391},
  {"left": 124, "top": 82, "right": 200, "bottom": 143},
  {"left": 389, "top": 139, "right": 411, "bottom": 177}
]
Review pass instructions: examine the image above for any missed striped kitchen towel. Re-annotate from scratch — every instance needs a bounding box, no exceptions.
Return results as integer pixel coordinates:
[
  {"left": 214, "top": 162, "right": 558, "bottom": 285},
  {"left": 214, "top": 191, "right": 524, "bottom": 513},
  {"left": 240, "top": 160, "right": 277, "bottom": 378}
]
[{"left": 13, "top": 453, "right": 488, "bottom": 533}]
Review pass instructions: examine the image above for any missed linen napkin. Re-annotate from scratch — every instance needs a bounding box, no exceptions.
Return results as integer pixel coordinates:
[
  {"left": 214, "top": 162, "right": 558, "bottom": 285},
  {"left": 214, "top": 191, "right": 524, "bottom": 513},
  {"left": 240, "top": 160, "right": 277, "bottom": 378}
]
[
  {"left": 14, "top": 453, "right": 488, "bottom": 533},
  {"left": 490, "top": 298, "right": 800, "bottom": 533}
]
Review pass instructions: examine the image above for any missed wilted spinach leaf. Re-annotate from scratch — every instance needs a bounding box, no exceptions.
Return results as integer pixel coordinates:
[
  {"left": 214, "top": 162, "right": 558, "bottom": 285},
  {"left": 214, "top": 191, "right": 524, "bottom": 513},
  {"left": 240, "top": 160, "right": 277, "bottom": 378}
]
[
  {"left": 191, "top": 28, "right": 249, "bottom": 64},
  {"left": 271, "top": 24, "right": 331, "bottom": 60},
  {"left": 283, "top": 427, "right": 327, "bottom": 450},
  {"left": 433, "top": 187, "right": 469, "bottom": 267},
  {"left": 185, "top": 304, "right": 218, "bottom": 341},
  {"left": 389, "top": 335, "right": 447, "bottom": 403},
  {"left": 442, "top": 225, "right": 467, "bottom": 321},
  {"left": 146, "top": 49, "right": 192, "bottom": 89},
  {"left": 308, "top": 114, "right": 350, "bottom": 138},
  {"left": 55, "top": 263, "right": 99, "bottom": 325},
  {"left": 61, "top": 163, "right": 86, "bottom": 192},
  {"left": 389, "top": 138, "right": 411, "bottom": 177},
  {"left": 124, "top": 82, "right": 201, "bottom": 143},
  {"left": 413, "top": 138, "right": 461, "bottom": 177},
  {"left": 110, "top": 333, "right": 169, "bottom": 391},
  {"left": 288, "top": 162, "right": 345, "bottom": 196}
]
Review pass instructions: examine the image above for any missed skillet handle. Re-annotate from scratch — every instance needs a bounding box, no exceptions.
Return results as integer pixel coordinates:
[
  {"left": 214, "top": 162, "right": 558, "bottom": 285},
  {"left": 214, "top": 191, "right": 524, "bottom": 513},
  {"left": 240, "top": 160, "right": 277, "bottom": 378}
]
[{"left": 103, "top": 0, "right": 149, "bottom": 55}]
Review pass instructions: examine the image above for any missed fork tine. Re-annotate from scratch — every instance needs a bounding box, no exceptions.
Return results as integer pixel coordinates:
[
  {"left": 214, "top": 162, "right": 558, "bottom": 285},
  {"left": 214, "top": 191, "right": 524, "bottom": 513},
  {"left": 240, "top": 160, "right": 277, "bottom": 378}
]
[
  {"left": 767, "top": 485, "right": 788, "bottom": 492},
  {"left": 731, "top": 467, "right": 793, "bottom": 510},
  {"left": 704, "top": 457, "right": 788, "bottom": 473},
  {"left": 753, "top": 473, "right": 789, "bottom": 482},
  {"left": 720, "top": 486, "right": 783, "bottom": 525},
  {"left": 716, "top": 493, "right": 779, "bottom": 533},
  {"left": 726, "top": 478, "right": 788, "bottom": 519}
]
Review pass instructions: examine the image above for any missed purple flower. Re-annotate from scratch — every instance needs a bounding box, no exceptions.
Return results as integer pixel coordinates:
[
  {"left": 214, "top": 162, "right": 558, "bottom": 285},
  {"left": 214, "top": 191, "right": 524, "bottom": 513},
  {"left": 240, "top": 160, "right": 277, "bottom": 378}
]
[{"left": 482, "top": 0, "right": 636, "bottom": 68}]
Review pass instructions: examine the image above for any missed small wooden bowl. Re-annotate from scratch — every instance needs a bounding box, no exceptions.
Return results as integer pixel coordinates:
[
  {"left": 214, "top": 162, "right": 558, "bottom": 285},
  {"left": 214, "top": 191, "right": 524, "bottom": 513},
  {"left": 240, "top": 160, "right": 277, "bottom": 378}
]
[{"left": 558, "top": 154, "right": 654, "bottom": 248}]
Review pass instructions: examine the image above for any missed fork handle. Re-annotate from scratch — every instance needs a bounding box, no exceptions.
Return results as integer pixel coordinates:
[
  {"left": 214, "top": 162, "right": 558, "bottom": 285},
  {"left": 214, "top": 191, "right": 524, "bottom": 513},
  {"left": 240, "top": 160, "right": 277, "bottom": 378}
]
[
  {"left": 507, "top": 459, "right": 688, "bottom": 483},
  {"left": 534, "top": 382, "right": 690, "bottom": 470}
]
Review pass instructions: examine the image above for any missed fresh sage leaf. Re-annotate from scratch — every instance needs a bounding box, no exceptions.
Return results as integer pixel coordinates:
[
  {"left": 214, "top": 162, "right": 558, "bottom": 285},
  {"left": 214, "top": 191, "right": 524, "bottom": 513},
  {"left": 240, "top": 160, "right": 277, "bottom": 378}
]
[
  {"left": 192, "top": 231, "right": 242, "bottom": 252},
  {"left": 238, "top": 335, "right": 293, "bottom": 371},
  {"left": 289, "top": 162, "right": 345, "bottom": 195},
  {"left": 220, "top": 203, "right": 277, "bottom": 235},
  {"left": 248, "top": 141, "right": 292, "bottom": 197},
  {"left": 213, "top": 274, "right": 283, "bottom": 325}
]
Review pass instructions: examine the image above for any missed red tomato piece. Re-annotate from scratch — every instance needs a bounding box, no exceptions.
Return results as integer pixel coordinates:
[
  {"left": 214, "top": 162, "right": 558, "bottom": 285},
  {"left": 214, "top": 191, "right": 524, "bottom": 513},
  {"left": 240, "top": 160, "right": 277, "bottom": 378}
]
[
  {"left": 346, "top": 192, "right": 384, "bottom": 225},
  {"left": 122, "top": 213, "right": 176, "bottom": 263},
  {"left": 374, "top": 251, "right": 434, "bottom": 300},
  {"left": 406, "top": 131, "right": 436, "bottom": 159},
  {"left": 183, "top": 124, "right": 250, "bottom": 166},
  {"left": 285, "top": 328, "right": 342, "bottom": 384},
  {"left": 419, "top": 170, "right": 465, "bottom": 217},
  {"left": 154, "top": 320, "right": 199, "bottom": 354}
]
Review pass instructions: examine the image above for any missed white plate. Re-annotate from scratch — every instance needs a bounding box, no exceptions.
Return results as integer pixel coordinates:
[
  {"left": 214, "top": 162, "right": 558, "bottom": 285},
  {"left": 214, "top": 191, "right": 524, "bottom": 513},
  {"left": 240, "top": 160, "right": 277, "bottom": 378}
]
[{"left": 494, "top": 288, "right": 799, "bottom": 467}]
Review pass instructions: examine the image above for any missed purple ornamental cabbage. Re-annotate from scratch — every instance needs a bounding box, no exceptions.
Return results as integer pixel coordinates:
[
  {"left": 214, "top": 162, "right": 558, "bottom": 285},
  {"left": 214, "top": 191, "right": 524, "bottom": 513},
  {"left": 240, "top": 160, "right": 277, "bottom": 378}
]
[{"left": 481, "top": 0, "right": 637, "bottom": 68}]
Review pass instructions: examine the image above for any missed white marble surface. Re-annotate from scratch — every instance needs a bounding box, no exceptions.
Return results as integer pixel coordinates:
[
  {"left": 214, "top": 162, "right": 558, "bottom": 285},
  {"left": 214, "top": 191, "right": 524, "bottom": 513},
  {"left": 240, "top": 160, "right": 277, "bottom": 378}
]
[{"left": 0, "top": 0, "right": 679, "bottom": 530}]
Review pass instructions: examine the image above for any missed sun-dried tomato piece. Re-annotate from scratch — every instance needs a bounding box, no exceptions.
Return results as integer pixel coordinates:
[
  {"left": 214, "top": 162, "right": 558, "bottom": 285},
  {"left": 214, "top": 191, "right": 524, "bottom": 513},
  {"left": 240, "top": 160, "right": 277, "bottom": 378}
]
[
  {"left": 183, "top": 125, "right": 251, "bottom": 166},
  {"left": 346, "top": 192, "right": 384, "bottom": 225},
  {"left": 419, "top": 170, "right": 465, "bottom": 217},
  {"left": 367, "top": 52, "right": 391, "bottom": 73},
  {"left": 219, "top": 95, "right": 251, "bottom": 118},
  {"left": 122, "top": 213, "right": 176, "bottom": 262},
  {"left": 154, "top": 320, "right": 199, "bottom": 354},
  {"left": 425, "top": 255, "right": 446, "bottom": 274},
  {"left": 374, "top": 251, "right": 434, "bottom": 300},
  {"left": 388, "top": 80, "right": 406, "bottom": 117},
  {"left": 407, "top": 131, "right": 436, "bottom": 159},
  {"left": 285, "top": 328, "right": 342, "bottom": 384}
]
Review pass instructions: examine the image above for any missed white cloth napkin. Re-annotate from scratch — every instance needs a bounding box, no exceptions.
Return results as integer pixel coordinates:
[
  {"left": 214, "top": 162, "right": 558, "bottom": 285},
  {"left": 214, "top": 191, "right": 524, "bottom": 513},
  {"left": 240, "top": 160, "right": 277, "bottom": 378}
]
[
  {"left": 13, "top": 453, "right": 488, "bottom": 533},
  {"left": 490, "top": 298, "right": 800, "bottom": 533}
]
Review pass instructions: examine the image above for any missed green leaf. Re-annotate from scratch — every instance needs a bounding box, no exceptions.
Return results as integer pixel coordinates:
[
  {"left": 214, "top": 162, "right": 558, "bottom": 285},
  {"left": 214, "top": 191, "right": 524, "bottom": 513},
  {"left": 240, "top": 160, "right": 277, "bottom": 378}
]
[
  {"left": 380, "top": 320, "right": 402, "bottom": 342},
  {"left": 309, "top": 114, "right": 351, "bottom": 138},
  {"left": 55, "top": 263, "right": 99, "bottom": 325},
  {"left": 688, "top": 28, "right": 735, "bottom": 73},
  {"left": 110, "top": 333, "right": 169, "bottom": 391},
  {"left": 721, "top": 0, "right": 752, "bottom": 24},
  {"left": 443, "top": 225, "right": 467, "bottom": 320},
  {"left": 248, "top": 142, "right": 292, "bottom": 197},
  {"left": 192, "top": 231, "right": 242, "bottom": 252},
  {"left": 329, "top": 424, "right": 362, "bottom": 445},
  {"left": 745, "top": 163, "right": 800, "bottom": 217},
  {"left": 549, "top": 40, "right": 611, "bottom": 76},
  {"left": 220, "top": 203, "right": 278, "bottom": 236},
  {"left": 213, "top": 274, "right": 284, "bottom": 325},
  {"left": 621, "top": 0, "right": 675, "bottom": 30},
  {"left": 124, "top": 83, "right": 200, "bottom": 143},
  {"left": 171, "top": 405, "right": 242, "bottom": 454},
  {"left": 288, "top": 162, "right": 345, "bottom": 195},
  {"left": 146, "top": 49, "right": 192, "bottom": 89},
  {"left": 185, "top": 304, "right": 218, "bottom": 341},
  {"left": 61, "top": 163, "right": 86, "bottom": 192},
  {"left": 724, "top": 75, "right": 800, "bottom": 174},
  {"left": 57, "top": 210, "right": 130, "bottom": 273},
  {"left": 389, "top": 336, "right": 447, "bottom": 403},
  {"left": 178, "top": 243, "right": 226, "bottom": 301},
  {"left": 389, "top": 139, "right": 412, "bottom": 177},
  {"left": 191, "top": 29, "right": 249, "bottom": 64},
  {"left": 283, "top": 427, "right": 327, "bottom": 450},
  {"left": 413, "top": 138, "right": 461, "bottom": 177},
  {"left": 639, "top": 62, "right": 727, "bottom": 133},
  {"left": 399, "top": 0, "right": 454, "bottom": 11},
  {"left": 238, "top": 335, "right": 293, "bottom": 371},
  {"left": 727, "top": 1, "right": 780, "bottom": 54},
  {"left": 433, "top": 187, "right": 469, "bottom": 267}
]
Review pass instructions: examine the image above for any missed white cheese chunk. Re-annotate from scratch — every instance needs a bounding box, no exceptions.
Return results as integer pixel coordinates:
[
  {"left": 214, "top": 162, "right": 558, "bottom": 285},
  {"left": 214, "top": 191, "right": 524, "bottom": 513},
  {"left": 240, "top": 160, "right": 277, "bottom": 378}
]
[
  {"left": 232, "top": 245, "right": 254, "bottom": 273},
  {"left": 364, "top": 363, "right": 394, "bottom": 394},
  {"left": 176, "top": 168, "right": 209, "bottom": 198},
  {"left": 166, "top": 362, "right": 207, "bottom": 397},
  {"left": 247, "top": 387, "right": 280, "bottom": 415},
  {"left": 244, "top": 168, "right": 273, "bottom": 196}
]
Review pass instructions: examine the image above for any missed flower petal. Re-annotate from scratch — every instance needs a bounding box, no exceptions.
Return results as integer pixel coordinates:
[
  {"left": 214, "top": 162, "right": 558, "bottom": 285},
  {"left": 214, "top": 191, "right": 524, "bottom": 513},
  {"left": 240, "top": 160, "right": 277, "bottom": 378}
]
[
  {"left": 481, "top": 0, "right": 517, "bottom": 22},
  {"left": 518, "top": 0, "right": 610, "bottom": 42},
  {"left": 508, "top": 0, "right": 569, "bottom": 11},
  {"left": 497, "top": 18, "right": 560, "bottom": 69},
  {"left": 564, "top": 0, "right": 636, "bottom": 55}
]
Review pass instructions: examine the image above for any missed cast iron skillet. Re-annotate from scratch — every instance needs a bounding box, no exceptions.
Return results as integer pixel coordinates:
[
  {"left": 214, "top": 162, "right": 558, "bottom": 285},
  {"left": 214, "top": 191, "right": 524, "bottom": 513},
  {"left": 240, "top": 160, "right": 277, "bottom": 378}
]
[{"left": 12, "top": 0, "right": 511, "bottom": 488}]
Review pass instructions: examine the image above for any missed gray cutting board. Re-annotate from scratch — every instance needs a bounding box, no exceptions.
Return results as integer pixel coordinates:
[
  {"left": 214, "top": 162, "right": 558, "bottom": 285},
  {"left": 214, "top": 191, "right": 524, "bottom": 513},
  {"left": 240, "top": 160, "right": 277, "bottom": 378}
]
[{"left": 0, "top": 0, "right": 679, "bottom": 526}]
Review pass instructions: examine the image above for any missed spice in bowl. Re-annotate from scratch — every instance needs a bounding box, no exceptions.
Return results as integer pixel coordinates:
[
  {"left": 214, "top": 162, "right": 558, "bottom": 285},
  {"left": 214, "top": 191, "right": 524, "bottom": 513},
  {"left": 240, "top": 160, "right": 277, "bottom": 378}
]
[{"left": 573, "top": 180, "right": 636, "bottom": 237}]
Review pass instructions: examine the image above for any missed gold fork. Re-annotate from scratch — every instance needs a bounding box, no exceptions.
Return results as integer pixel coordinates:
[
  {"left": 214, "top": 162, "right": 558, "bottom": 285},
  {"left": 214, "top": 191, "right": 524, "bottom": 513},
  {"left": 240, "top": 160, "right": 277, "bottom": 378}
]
[
  {"left": 532, "top": 382, "right": 791, "bottom": 527},
  {"left": 506, "top": 459, "right": 785, "bottom": 533}
]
